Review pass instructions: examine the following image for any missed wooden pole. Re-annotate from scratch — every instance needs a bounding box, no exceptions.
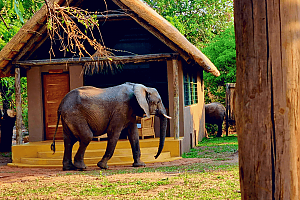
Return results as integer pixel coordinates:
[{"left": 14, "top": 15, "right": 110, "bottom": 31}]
[
  {"left": 235, "top": 0, "right": 300, "bottom": 199},
  {"left": 225, "top": 83, "right": 236, "bottom": 136},
  {"left": 172, "top": 59, "right": 179, "bottom": 139},
  {"left": 225, "top": 84, "right": 229, "bottom": 137},
  {"left": 15, "top": 53, "right": 179, "bottom": 66},
  {"left": 15, "top": 67, "right": 22, "bottom": 145}
]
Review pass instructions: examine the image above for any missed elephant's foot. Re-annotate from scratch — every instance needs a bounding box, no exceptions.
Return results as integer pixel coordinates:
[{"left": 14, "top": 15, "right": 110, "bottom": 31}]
[
  {"left": 132, "top": 161, "right": 146, "bottom": 168},
  {"left": 74, "top": 159, "right": 87, "bottom": 171},
  {"left": 63, "top": 162, "right": 77, "bottom": 171},
  {"left": 97, "top": 161, "right": 108, "bottom": 169}
]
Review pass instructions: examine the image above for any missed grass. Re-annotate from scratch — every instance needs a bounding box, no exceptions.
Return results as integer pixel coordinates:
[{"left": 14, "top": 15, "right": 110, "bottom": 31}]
[
  {"left": 0, "top": 152, "right": 12, "bottom": 157},
  {"left": 1, "top": 166, "right": 240, "bottom": 199},
  {"left": 0, "top": 135, "right": 240, "bottom": 199},
  {"left": 182, "top": 134, "right": 238, "bottom": 160}
]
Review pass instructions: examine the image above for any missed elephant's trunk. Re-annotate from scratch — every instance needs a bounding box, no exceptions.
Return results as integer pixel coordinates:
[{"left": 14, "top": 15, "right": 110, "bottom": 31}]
[{"left": 154, "top": 103, "right": 169, "bottom": 159}]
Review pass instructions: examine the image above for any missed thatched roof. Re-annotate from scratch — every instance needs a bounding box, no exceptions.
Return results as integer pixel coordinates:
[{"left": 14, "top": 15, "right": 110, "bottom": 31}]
[{"left": 0, "top": 0, "right": 220, "bottom": 77}]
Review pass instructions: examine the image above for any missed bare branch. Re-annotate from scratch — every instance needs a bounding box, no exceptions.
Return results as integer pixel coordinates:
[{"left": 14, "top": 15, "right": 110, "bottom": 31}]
[
  {"left": 0, "top": 13, "right": 10, "bottom": 30},
  {"left": 44, "top": 0, "right": 118, "bottom": 71}
]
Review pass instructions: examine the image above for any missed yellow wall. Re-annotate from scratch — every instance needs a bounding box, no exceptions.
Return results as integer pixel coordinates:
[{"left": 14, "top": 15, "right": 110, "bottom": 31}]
[
  {"left": 181, "top": 70, "right": 205, "bottom": 153},
  {"left": 167, "top": 60, "right": 205, "bottom": 154}
]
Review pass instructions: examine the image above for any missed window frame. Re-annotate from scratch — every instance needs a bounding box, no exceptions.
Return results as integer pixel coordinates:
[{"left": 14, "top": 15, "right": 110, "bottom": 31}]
[{"left": 183, "top": 69, "right": 198, "bottom": 106}]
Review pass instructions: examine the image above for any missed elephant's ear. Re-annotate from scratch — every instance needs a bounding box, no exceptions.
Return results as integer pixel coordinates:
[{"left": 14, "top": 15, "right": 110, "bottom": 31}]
[{"left": 134, "top": 84, "right": 150, "bottom": 118}]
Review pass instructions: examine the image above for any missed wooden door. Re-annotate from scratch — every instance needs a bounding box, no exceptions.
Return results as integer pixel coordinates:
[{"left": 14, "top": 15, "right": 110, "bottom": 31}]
[{"left": 43, "top": 73, "right": 69, "bottom": 140}]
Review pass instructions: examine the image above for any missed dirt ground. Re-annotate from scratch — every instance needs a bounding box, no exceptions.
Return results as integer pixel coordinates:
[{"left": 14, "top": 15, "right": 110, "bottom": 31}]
[
  {"left": 0, "top": 153, "right": 238, "bottom": 184},
  {"left": 0, "top": 157, "right": 199, "bottom": 184}
]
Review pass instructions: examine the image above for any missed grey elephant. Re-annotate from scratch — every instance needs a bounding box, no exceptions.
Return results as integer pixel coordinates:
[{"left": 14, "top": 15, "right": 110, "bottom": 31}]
[
  {"left": 205, "top": 102, "right": 226, "bottom": 137},
  {"left": 51, "top": 82, "right": 171, "bottom": 171}
]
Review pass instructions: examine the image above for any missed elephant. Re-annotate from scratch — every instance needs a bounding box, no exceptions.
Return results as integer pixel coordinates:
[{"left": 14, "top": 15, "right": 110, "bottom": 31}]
[
  {"left": 51, "top": 82, "right": 171, "bottom": 171},
  {"left": 205, "top": 102, "right": 226, "bottom": 137}
]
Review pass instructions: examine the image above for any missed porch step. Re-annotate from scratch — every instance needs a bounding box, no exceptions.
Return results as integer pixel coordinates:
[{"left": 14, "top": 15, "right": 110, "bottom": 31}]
[
  {"left": 37, "top": 147, "right": 159, "bottom": 159},
  {"left": 8, "top": 137, "right": 183, "bottom": 168},
  {"left": 20, "top": 152, "right": 172, "bottom": 166}
]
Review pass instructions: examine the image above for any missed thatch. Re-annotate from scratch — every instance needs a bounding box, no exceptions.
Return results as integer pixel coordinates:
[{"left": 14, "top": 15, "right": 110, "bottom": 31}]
[{"left": 0, "top": 0, "right": 220, "bottom": 77}]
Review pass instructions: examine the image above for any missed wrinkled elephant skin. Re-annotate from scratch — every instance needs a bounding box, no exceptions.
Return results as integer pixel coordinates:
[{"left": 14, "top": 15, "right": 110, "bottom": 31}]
[
  {"left": 205, "top": 102, "right": 226, "bottom": 137},
  {"left": 51, "top": 83, "right": 170, "bottom": 171}
]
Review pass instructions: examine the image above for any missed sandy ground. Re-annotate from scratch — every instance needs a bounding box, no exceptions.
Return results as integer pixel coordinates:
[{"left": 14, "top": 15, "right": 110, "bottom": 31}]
[
  {"left": 0, "top": 158, "right": 202, "bottom": 183},
  {"left": 0, "top": 153, "right": 238, "bottom": 184}
]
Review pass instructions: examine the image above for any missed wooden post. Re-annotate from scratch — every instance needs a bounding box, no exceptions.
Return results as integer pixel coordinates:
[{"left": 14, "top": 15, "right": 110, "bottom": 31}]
[
  {"left": 225, "top": 83, "right": 236, "bottom": 136},
  {"left": 173, "top": 59, "right": 179, "bottom": 139},
  {"left": 235, "top": 0, "right": 300, "bottom": 199},
  {"left": 15, "top": 67, "right": 22, "bottom": 145}
]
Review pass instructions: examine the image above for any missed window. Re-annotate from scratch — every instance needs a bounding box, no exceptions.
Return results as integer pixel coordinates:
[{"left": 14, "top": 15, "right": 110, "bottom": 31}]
[{"left": 184, "top": 70, "right": 198, "bottom": 106}]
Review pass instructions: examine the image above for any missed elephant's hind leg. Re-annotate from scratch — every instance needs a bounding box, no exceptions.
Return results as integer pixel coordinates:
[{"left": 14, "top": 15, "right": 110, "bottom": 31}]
[
  {"left": 216, "top": 122, "right": 223, "bottom": 137},
  {"left": 62, "top": 121, "right": 77, "bottom": 171},
  {"left": 73, "top": 125, "right": 94, "bottom": 170},
  {"left": 74, "top": 139, "right": 92, "bottom": 170},
  {"left": 64, "top": 118, "right": 93, "bottom": 171},
  {"left": 63, "top": 137, "right": 77, "bottom": 171}
]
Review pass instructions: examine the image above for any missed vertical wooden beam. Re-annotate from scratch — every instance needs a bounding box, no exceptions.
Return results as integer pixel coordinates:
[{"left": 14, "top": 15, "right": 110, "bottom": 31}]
[
  {"left": 225, "top": 83, "right": 236, "bottom": 136},
  {"left": 15, "top": 67, "right": 22, "bottom": 145},
  {"left": 173, "top": 59, "right": 179, "bottom": 139},
  {"left": 235, "top": 0, "right": 300, "bottom": 199}
]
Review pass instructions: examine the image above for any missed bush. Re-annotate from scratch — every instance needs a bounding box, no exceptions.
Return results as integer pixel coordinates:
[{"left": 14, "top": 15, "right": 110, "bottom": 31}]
[{"left": 202, "top": 25, "right": 236, "bottom": 105}]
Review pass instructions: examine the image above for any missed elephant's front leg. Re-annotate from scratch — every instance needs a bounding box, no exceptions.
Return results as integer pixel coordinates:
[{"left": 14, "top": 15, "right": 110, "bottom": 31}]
[
  {"left": 97, "top": 129, "right": 121, "bottom": 169},
  {"left": 127, "top": 123, "right": 145, "bottom": 167}
]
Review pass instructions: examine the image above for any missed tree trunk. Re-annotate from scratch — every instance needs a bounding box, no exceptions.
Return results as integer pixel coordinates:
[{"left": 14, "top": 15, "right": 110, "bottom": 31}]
[
  {"left": 172, "top": 59, "right": 179, "bottom": 139},
  {"left": 15, "top": 67, "right": 22, "bottom": 145},
  {"left": 235, "top": 0, "right": 300, "bottom": 199}
]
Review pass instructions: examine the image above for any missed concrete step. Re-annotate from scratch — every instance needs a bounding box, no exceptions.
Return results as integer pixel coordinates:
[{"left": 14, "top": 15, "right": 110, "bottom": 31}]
[
  {"left": 20, "top": 152, "right": 172, "bottom": 165},
  {"left": 10, "top": 137, "right": 183, "bottom": 168},
  {"left": 38, "top": 147, "right": 159, "bottom": 159},
  {"left": 41, "top": 139, "right": 162, "bottom": 152}
]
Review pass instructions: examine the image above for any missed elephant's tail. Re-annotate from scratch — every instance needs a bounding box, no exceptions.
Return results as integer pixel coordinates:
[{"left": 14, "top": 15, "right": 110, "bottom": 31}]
[{"left": 51, "top": 110, "right": 61, "bottom": 154}]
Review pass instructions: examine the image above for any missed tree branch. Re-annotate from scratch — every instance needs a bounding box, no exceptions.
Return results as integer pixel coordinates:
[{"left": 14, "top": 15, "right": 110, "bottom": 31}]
[{"left": 0, "top": 13, "right": 10, "bottom": 30}]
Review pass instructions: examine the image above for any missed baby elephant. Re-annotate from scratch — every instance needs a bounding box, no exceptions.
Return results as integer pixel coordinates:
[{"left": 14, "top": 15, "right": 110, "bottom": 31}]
[{"left": 205, "top": 102, "right": 226, "bottom": 137}]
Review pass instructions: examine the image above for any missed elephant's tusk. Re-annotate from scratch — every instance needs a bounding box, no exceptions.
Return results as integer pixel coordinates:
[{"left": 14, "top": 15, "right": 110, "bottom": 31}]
[{"left": 163, "top": 114, "right": 172, "bottom": 119}]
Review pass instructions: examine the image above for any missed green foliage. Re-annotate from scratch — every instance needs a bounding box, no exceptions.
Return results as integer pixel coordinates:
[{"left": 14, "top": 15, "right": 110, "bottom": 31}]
[
  {"left": 0, "top": 0, "right": 41, "bottom": 130},
  {"left": 202, "top": 24, "right": 236, "bottom": 104},
  {"left": 144, "top": 0, "right": 235, "bottom": 105},
  {"left": 144, "top": 0, "right": 233, "bottom": 47},
  {"left": 0, "top": 77, "right": 28, "bottom": 129},
  {"left": 0, "top": 151, "right": 11, "bottom": 157},
  {"left": 0, "top": 0, "right": 43, "bottom": 50},
  {"left": 21, "top": 0, "right": 43, "bottom": 19},
  {"left": 206, "top": 123, "right": 218, "bottom": 136},
  {"left": 0, "top": 20, "right": 21, "bottom": 50},
  {"left": 0, "top": 0, "right": 43, "bottom": 24},
  {"left": 13, "top": 0, "right": 24, "bottom": 23}
]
